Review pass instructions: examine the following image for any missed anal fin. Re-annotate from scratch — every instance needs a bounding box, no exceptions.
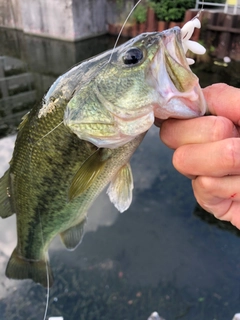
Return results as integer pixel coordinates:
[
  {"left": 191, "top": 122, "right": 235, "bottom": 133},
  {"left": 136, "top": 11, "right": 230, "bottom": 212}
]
[
  {"left": 60, "top": 218, "right": 87, "bottom": 251},
  {"left": 107, "top": 162, "right": 133, "bottom": 213},
  {"left": 0, "top": 169, "right": 14, "bottom": 218},
  {"left": 5, "top": 248, "right": 53, "bottom": 288}
]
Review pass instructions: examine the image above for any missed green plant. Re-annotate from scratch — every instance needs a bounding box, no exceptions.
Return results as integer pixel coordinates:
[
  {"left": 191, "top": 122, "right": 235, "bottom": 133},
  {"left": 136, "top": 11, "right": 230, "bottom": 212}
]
[
  {"left": 133, "top": 3, "right": 148, "bottom": 23},
  {"left": 150, "top": 0, "right": 195, "bottom": 22}
]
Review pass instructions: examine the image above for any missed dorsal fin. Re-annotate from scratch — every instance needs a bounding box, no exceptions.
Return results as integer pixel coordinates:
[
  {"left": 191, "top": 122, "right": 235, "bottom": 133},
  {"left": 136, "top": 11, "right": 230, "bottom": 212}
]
[
  {"left": 18, "top": 112, "right": 29, "bottom": 131},
  {"left": 0, "top": 169, "right": 14, "bottom": 218}
]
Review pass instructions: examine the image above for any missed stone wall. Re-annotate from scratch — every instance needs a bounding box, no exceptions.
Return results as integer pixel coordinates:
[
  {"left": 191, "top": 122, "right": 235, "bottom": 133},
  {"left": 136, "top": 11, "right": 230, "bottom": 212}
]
[{"left": 0, "top": 0, "right": 134, "bottom": 41}]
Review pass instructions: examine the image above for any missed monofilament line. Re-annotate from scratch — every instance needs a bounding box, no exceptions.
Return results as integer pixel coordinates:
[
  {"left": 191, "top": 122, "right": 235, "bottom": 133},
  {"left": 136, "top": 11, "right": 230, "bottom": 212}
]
[
  {"left": 36, "top": 121, "right": 63, "bottom": 145},
  {"left": 108, "top": 0, "right": 143, "bottom": 63},
  {"left": 39, "top": 212, "right": 50, "bottom": 320}
]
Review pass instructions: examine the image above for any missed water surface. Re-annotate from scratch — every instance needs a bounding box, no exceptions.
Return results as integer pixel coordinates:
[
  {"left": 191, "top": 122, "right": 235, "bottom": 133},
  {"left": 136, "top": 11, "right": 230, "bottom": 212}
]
[{"left": 0, "top": 28, "right": 240, "bottom": 320}]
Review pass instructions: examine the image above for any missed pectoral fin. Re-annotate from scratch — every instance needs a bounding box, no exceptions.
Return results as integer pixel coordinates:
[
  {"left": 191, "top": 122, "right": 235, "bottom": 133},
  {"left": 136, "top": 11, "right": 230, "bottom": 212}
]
[
  {"left": 69, "top": 148, "right": 112, "bottom": 201},
  {"left": 0, "top": 169, "right": 14, "bottom": 218},
  {"left": 60, "top": 218, "right": 87, "bottom": 251},
  {"left": 107, "top": 163, "right": 133, "bottom": 213}
]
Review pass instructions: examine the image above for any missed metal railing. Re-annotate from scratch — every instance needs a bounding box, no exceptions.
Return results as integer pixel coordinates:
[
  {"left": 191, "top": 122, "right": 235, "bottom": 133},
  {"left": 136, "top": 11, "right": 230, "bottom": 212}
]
[{"left": 195, "top": 0, "right": 240, "bottom": 14}]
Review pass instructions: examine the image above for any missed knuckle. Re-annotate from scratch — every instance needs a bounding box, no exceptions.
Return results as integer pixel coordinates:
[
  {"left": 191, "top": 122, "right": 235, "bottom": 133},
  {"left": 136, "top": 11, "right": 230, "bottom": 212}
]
[
  {"left": 195, "top": 176, "right": 215, "bottom": 193},
  {"left": 210, "top": 116, "right": 235, "bottom": 141},
  {"left": 160, "top": 120, "right": 176, "bottom": 148},
  {"left": 213, "top": 83, "right": 229, "bottom": 92},
  {"left": 196, "top": 201, "right": 213, "bottom": 214},
  {"left": 172, "top": 147, "right": 186, "bottom": 173},
  {"left": 222, "top": 138, "right": 240, "bottom": 170},
  {"left": 192, "top": 177, "right": 217, "bottom": 214}
]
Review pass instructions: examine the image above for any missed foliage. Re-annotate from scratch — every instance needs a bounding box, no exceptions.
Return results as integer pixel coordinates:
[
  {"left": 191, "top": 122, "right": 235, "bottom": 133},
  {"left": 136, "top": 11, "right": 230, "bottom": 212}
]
[
  {"left": 133, "top": 3, "right": 148, "bottom": 23},
  {"left": 149, "top": 0, "right": 195, "bottom": 22}
]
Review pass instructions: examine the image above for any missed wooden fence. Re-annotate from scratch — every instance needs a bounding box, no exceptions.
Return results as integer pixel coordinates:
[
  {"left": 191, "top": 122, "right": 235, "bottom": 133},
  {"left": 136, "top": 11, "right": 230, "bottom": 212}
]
[
  {"left": 186, "top": 10, "right": 240, "bottom": 60},
  {"left": 108, "top": 7, "right": 240, "bottom": 61}
]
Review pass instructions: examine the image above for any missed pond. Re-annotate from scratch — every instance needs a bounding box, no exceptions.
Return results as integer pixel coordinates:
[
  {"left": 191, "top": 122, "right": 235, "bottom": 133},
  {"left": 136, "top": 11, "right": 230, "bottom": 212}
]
[{"left": 0, "top": 28, "right": 240, "bottom": 320}]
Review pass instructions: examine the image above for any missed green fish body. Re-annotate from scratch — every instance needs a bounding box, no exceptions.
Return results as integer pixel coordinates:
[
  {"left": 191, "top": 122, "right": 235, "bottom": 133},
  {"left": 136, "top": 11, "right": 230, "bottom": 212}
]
[{"left": 0, "top": 28, "right": 206, "bottom": 287}]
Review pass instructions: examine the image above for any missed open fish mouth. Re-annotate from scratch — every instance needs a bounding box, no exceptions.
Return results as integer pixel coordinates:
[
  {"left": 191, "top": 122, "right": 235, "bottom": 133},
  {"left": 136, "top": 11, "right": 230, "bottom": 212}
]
[
  {"left": 63, "top": 19, "right": 207, "bottom": 149},
  {"left": 149, "top": 27, "right": 207, "bottom": 120}
]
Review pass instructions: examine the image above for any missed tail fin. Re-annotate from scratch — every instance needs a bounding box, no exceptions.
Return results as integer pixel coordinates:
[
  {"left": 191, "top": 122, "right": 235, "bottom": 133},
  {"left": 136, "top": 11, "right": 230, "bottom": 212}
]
[{"left": 5, "top": 248, "right": 53, "bottom": 288}]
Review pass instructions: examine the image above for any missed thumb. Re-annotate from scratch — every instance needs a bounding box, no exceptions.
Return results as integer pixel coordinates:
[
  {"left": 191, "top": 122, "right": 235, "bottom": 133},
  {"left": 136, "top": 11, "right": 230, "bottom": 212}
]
[{"left": 203, "top": 83, "right": 240, "bottom": 126}]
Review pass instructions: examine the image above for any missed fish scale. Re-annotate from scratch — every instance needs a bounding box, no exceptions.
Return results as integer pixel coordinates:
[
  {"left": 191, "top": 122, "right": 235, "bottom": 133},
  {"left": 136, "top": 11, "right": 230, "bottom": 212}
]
[
  {"left": 2, "top": 101, "right": 145, "bottom": 286},
  {"left": 0, "top": 28, "right": 206, "bottom": 287}
]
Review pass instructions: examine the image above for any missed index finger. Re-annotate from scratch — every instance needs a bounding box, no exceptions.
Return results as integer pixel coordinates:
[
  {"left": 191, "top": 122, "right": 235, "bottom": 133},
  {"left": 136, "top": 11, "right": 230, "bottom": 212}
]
[
  {"left": 203, "top": 84, "right": 240, "bottom": 125},
  {"left": 173, "top": 137, "right": 240, "bottom": 177}
]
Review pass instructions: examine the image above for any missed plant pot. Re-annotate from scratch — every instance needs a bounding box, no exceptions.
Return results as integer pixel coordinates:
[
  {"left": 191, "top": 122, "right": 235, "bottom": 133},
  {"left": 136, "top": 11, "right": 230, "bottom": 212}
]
[
  {"left": 121, "top": 23, "right": 132, "bottom": 38},
  {"left": 115, "top": 24, "right": 122, "bottom": 36},
  {"left": 108, "top": 23, "right": 117, "bottom": 35},
  {"left": 146, "top": 7, "right": 157, "bottom": 32},
  {"left": 183, "top": 10, "right": 197, "bottom": 24},
  {"left": 169, "top": 21, "right": 183, "bottom": 29},
  {"left": 131, "top": 22, "right": 138, "bottom": 37},
  {"left": 157, "top": 21, "right": 168, "bottom": 32},
  {"left": 108, "top": 23, "right": 122, "bottom": 36},
  {"left": 138, "top": 22, "right": 147, "bottom": 34}
]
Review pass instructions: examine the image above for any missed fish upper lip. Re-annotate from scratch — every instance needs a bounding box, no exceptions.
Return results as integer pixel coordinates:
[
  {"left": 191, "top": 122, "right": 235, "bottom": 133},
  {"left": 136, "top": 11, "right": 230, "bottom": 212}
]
[{"left": 149, "top": 28, "right": 207, "bottom": 119}]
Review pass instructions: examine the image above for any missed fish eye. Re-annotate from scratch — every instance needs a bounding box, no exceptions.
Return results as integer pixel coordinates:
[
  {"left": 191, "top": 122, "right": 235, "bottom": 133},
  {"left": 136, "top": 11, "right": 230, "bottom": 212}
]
[{"left": 122, "top": 47, "right": 144, "bottom": 65}]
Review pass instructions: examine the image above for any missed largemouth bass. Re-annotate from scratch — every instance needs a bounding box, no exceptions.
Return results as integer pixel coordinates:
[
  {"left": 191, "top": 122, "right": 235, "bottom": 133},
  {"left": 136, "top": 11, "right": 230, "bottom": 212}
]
[{"left": 0, "top": 27, "right": 206, "bottom": 287}]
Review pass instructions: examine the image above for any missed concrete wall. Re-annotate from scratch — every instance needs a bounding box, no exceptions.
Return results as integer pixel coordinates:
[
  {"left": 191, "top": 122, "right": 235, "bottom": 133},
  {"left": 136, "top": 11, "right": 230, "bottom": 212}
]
[
  {"left": 0, "top": 0, "right": 134, "bottom": 41},
  {"left": 72, "top": 0, "right": 106, "bottom": 40},
  {"left": 0, "top": 0, "right": 22, "bottom": 29},
  {"left": 20, "top": 0, "right": 75, "bottom": 40}
]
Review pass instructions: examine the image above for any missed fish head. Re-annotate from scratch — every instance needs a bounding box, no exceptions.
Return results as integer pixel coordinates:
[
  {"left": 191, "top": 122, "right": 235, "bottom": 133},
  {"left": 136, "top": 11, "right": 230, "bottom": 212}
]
[
  {"left": 64, "top": 28, "right": 206, "bottom": 148},
  {"left": 144, "top": 27, "right": 206, "bottom": 119}
]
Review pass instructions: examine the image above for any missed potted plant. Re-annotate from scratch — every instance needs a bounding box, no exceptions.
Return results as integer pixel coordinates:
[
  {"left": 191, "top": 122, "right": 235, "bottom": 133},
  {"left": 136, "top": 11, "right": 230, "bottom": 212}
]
[
  {"left": 133, "top": 3, "right": 148, "bottom": 33},
  {"left": 149, "top": 1, "right": 169, "bottom": 31},
  {"left": 150, "top": 0, "right": 195, "bottom": 31},
  {"left": 146, "top": 5, "right": 157, "bottom": 32}
]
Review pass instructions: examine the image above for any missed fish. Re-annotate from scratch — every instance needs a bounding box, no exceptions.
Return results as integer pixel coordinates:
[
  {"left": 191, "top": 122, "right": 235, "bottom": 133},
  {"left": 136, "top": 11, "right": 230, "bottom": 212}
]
[{"left": 0, "top": 26, "right": 206, "bottom": 287}]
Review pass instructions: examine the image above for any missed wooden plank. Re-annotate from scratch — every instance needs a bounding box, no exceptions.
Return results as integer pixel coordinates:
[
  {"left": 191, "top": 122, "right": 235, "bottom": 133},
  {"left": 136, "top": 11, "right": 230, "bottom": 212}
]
[
  {"left": 207, "top": 25, "right": 240, "bottom": 33},
  {"left": 217, "top": 14, "right": 235, "bottom": 58},
  {"left": 204, "top": 12, "right": 218, "bottom": 50},
  {"left": 230, "top": 15, "right": 240, "bottom": 60}
]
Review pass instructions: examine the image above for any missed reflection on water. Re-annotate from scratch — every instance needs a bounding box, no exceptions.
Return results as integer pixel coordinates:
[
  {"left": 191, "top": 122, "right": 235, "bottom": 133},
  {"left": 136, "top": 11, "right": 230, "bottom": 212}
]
[{"left": 0, "top": 28, "right": 240, "bottom": 320}]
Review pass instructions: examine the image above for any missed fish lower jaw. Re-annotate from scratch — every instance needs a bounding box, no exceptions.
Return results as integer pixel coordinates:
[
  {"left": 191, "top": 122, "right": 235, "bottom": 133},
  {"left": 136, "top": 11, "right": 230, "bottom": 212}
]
[
  {"left": 153, "top": 93, "right": 206, "bottom": 120},
  {"left": 152, "top": 81, "right": 207, "bottom": 120}
]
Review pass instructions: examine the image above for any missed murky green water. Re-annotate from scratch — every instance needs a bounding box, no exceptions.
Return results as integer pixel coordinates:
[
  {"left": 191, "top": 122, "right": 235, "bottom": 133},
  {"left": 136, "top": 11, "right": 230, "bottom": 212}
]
[{"left": 0, "top": 28, "right": 240, "bottom": 320}]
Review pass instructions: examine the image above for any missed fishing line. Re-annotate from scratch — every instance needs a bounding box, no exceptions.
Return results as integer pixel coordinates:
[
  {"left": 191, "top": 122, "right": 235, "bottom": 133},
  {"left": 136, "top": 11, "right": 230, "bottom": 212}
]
[
  {"left": 195, "top": 0, "right": 205, "bottom": 19},
  {"left": 107, "top": 0, "right": 142, "bottom": 63},
  {"left": 39, "top": 211, "right": 50, "bottom": 320},
  {"left": 24, "top": 120, "right": 64, "bottom": 176},
  {"left": 35, "top": 121, "right": 64, "bottom": 146}
]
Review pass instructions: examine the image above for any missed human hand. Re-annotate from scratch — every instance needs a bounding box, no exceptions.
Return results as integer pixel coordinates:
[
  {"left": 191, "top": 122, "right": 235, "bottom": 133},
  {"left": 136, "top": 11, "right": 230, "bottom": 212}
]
[{"left": 159, "top": 83, "right": 240, "bottom": 229}]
